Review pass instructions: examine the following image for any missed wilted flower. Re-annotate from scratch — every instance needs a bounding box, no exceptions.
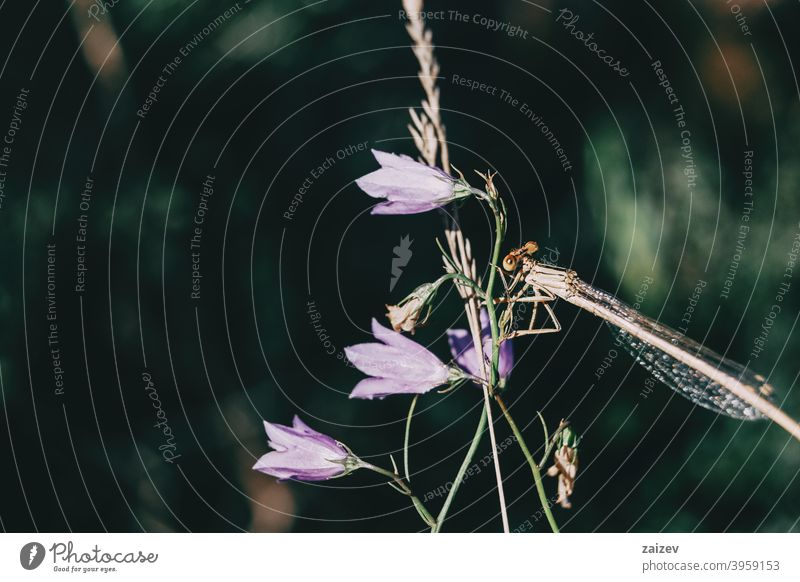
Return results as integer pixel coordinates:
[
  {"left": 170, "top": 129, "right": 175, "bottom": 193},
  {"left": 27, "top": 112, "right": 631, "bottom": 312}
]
[
  {"left": 386, "top": 277, "right": 447, "bottom": 333},
  {"left": 386, "top": 299, "right": 425, "bottom": 334},
  {"left": 356, "top": 149, "right": 472, "bottom": 215},
  {"left": 345, "top": 318, "right": 460, "bottom": 399},
  {"left": 253, "top": 416, "right": 360, "bottom": 481},
  {"left": 447, "top": 309, "right": 513, "bottom": 387},
  {"left": 546, "top": 425, "right": 580, "bottom": 509}
]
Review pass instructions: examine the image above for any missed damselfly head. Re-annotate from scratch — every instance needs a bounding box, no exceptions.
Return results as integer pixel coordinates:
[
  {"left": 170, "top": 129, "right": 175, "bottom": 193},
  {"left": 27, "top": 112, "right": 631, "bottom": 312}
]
[{"left": 502, "top": 241, "right": 539, "bottom": 271}]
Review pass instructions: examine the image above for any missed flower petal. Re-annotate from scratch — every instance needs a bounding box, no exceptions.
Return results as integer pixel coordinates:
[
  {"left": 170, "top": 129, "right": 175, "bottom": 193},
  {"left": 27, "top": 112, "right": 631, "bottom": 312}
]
[
  {"left": 370, "top": 317, "right": 424, "bottom": 352},
  {"left": 356, "top": 168, "right": 452, "bottom": 202},
  {"left": 253, "top": 418, "right": 353, "bottom": 482},
  {"left": 479, "top": 309, "right": 491, "bottom": 338},
  {"left": 355, "top": 150, "right": 464, "bottom": 216},
  {"left": 291, "top": 415, "right": 342, "bottom": 451},
  {"left": 447, "top": 328, "right": 481, "bottom": 377},
  {"left": 371, "top": 149, "right": 454, "bottom": 182},
  {"left": 263, "top": 420, "right": 304, "bottom": 450},
  {"left": 344, "top": 343, "right": 446, "bottom": 384},
  {"left": 371, "top": 149, "right": 424, "bottom": 170},
  {"left": 447, "top": 314, "right": 514, "bottom": 384},
  {"left": 349, "top": 377, "right": 438, "bottom": 400},
  {"left": 253, "top": 451, "right": 343, "bottom": 481},
  {"left": 291, "top": 416, "right": 315, "bottom": 435},
  {"left": 344, "top": 319, "right": 451, "bottom": 398},
  {"left": 264, "top": 420, "right": 346, "bottom": 460},
  {"left": 498, "top": 338, "right": 514, "bottom": 381},
  {"left": 370, "top": 318, "right": 446, "bottom": 373},
  {"left": 370, "top": 199, "right": 445, "bottom": 215}
]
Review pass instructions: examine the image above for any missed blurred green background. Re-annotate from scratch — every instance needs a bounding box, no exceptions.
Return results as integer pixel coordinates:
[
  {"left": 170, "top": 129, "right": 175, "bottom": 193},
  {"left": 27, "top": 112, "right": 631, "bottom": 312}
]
[{"left": 0, "top": 0, "right": 799, "bottom": 532}]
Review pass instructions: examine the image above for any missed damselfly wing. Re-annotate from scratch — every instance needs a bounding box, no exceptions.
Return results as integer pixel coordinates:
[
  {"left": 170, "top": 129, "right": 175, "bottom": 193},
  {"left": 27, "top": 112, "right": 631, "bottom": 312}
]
[
  {"left": 500, "top": 243, "right": 777, "bottom": 421},
  {"left": 572, "top": 278, "right": 774, "bottom": 420}
]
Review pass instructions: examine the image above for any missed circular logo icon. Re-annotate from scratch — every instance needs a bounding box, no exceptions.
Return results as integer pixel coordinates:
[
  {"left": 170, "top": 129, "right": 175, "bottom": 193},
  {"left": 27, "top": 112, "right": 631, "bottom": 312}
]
[{"left": 20, "top": 542, "right": 46, "bottom": 570}]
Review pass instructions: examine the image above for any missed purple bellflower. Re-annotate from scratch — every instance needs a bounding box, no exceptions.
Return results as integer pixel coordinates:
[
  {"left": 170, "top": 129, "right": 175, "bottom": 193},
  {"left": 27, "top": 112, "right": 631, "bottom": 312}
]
[
  {"left": 345, "top": 318, "right": 460, "bottom": 399},
  {"left": 253, "top": 416, "right": 360, "bottom": 481},
  {"left": 447, "top": 309, "right": 513, "bottom": 387},
  {"left": 356, "top": 149, "right": 472, "bottom": 215}
]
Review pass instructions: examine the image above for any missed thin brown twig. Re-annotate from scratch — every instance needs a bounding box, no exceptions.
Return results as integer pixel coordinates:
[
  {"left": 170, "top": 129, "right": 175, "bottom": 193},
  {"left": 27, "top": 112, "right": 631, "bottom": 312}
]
[{"left": 403, "top": 0, "right": 508, "bottom": 532}]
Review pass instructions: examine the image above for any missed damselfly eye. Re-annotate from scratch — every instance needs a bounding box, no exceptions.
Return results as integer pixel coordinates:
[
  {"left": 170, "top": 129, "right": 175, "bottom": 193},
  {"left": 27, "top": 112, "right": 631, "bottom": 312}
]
[{"left": 502, "top": 255, "right": 518, "bottom": 271}]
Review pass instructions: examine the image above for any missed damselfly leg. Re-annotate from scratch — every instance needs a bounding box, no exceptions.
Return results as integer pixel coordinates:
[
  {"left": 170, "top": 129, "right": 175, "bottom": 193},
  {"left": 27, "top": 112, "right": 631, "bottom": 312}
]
[{"left": 495, "top": 265, "right": 561, "bottom": 339}]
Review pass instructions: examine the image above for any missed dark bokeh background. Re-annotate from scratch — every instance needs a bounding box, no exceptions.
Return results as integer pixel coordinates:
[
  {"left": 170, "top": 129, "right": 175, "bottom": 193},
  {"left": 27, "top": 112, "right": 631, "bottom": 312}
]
[{"left": 1, "top": 0, "right": 799, "bottom": 533}]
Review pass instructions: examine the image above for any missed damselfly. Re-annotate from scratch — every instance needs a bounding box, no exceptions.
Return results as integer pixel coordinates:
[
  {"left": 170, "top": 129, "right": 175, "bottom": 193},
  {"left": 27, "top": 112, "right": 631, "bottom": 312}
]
[{"left": 496, "top": 242, "right": 800, "bottom": 442}]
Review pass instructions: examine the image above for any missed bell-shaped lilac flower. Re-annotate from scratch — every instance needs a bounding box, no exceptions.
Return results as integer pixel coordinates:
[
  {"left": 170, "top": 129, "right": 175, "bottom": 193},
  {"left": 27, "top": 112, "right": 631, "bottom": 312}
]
[
  {"left": 447, "top": 309, "right": 513, "bottom": 387},
  {"left": 356, "top": 149, "right": 472, "bottom": 215},
  {"left": 253, "top": 416, "right": 360, "bottom": 481},
  {"left": 345, "top": 318, "right": 458, "bottom": 399}
]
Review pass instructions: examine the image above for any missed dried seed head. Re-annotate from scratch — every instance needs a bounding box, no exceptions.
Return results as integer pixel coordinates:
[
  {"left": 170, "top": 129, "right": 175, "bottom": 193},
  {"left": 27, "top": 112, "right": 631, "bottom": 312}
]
[
  {"left": 385, "top": 279, "right": 443, "bottom": 333},
  {"left": 386, "top": 299, "right": 425, "bottom": 334},
  {"left": 546, "top": 425, "right": 580, "bottom": 509}
]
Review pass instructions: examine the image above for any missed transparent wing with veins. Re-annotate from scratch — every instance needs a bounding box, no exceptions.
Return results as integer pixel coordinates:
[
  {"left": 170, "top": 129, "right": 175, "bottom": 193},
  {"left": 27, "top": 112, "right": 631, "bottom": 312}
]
[{"left": 573, "top": 279, "right": 776, "bottom": 420}]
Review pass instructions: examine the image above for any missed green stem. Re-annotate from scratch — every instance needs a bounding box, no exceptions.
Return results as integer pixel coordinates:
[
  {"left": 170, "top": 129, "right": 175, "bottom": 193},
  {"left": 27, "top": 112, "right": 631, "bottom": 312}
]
[
  {"left": 433, "top": 190, "right": 506, "bottom": 532},
  {"left": 480, "top": 196, "right": 511, "bottom": 532},
  {"left": 495, "top": 395, "right": 559, "bottom": 533},
  {"left": 483, "top": 200, "right": 505, "bottom": 387},
  {"left": 434, "top": 405, "right": 487, "bottom": 532},
  {"left": 540, "top": 421, "right": 569, "bottom": 467},
  {"left": 365, "top": 463, "right": 436, "bottom": 529},
  {"left": 404, "top": 395, "right": 418, "bottom": 482},
  {"left": 445, "top": 272, "right": 487, "bottom": 300}
]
